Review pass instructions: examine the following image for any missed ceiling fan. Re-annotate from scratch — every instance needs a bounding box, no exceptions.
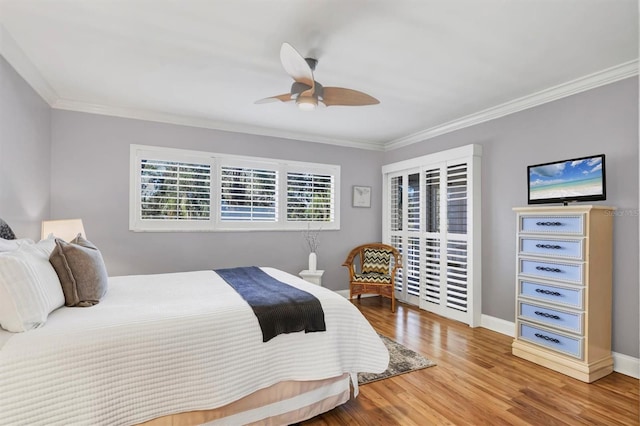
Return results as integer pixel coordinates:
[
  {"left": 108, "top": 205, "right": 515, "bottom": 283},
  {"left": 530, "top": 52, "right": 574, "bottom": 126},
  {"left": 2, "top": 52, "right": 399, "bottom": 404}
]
[{"left": 255, "top": 42, "right": 380, "bottom": 111}]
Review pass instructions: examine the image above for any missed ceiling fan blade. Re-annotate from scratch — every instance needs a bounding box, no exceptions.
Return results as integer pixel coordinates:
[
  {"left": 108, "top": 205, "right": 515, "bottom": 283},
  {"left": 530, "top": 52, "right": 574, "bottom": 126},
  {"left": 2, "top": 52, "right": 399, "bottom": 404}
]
[
  {"left": 322, "top": 87, "right": 379, "bottom": 106},
  {"left": 280, "top": 43, "right": 314, "bottom": 88},
  {"left": 254, "top": 93, "right": 293, "bottom": 104}
]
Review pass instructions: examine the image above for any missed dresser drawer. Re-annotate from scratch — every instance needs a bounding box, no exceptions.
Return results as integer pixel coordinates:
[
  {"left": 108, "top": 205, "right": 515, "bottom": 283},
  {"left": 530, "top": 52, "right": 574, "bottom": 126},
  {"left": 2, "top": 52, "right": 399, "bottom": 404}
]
[
  {"left": 519, "top": 237, "right": 584, "bottom": 260},
  {"left": 519, "top": 280, "right": 584, "bottom": 309},
  {"left": 518, "top": 301, "right": 583, "bottom": 334},
  {"left": 520, "top": 258, "right": 583, "bottom": 284},
  {"left": 519, "top": 214, "right": 584, "bottom": 235},
  {"left": 519, "top": 322, "right": 583, "bottom": 359}
]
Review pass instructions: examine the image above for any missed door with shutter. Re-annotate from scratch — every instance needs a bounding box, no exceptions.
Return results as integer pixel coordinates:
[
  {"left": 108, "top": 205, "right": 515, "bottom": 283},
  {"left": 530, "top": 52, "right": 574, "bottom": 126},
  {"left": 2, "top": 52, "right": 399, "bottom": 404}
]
[
  {"left": 383, "top": 145, "right": 481, "bottom": 327},
  {"left": 388, "top": 170, "right": 421, "bottom": 305},
  {"left": 422, "top": 166, "right": 442, "bottom": 309},
  {"left": 419, "top": 161, "right": 471, "bottom": 324}
]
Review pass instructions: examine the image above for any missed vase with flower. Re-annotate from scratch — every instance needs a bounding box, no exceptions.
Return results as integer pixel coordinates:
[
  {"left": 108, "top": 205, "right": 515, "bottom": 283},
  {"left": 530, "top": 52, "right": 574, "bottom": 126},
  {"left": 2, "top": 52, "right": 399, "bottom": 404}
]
[{"left": 303, "top": 226, "right": 320, "bottom": 272}]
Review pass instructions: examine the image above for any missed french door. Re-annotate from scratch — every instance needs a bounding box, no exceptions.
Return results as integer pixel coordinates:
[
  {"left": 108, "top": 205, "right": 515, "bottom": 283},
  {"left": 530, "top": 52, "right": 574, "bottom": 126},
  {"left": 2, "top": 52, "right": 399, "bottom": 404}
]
[{"left": 383, "top": 145, "right": 481, "bottom": 327}]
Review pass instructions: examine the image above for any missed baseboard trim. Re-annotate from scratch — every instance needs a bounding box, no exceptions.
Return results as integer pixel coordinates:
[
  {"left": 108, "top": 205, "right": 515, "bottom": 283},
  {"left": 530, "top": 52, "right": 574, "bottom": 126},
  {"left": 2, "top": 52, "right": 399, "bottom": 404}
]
[
  {"left": 481, "top": 314, "right": 515, "bottom": 337},
  {"left": 335, "top": 289, "right": 350, "bottom": 298},
  {"left": 481, "top": 314, "right": 639, "bottom": 379},
  {"left": 611, "top": 352, "right": 640, "bottom": 379}
]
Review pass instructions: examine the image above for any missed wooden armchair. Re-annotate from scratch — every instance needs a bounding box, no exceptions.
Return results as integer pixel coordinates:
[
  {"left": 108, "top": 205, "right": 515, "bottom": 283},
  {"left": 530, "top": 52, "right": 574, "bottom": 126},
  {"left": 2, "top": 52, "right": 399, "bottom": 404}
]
[{"left": 342, "top": 243, "right": 402, "bottom": 312}]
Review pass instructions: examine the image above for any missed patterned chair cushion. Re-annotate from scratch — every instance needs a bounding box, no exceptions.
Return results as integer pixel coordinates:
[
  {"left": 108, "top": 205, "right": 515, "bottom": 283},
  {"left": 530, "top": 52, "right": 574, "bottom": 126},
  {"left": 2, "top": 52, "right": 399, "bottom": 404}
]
[
  {"left": 0, "top": 218, "right": 16, "bottom": 240},
  {"left": 353, "top": 272, "right": 392, "bottom": 284},
  {"left": 362, "top": 248, "right": 392, "bottom": 275}
]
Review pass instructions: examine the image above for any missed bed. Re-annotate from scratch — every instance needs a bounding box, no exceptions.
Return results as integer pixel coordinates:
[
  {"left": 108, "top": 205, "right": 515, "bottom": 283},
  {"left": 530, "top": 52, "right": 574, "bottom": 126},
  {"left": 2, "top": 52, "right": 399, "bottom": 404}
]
[{"left": 0, "top": 239, "right": 389, "bottom": 425}]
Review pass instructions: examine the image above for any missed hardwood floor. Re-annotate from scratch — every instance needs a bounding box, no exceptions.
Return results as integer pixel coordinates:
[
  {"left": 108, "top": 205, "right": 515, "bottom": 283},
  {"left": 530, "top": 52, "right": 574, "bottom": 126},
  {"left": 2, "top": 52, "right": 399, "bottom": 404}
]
[{"left": 302, "top": 297, "right": 639, "bottom": 426}]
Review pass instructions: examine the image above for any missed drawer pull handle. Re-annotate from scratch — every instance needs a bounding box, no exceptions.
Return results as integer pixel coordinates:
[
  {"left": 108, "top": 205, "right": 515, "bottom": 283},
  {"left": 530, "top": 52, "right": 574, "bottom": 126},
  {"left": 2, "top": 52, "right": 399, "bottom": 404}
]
[
  {"left": 534, "top": 333, "right": 560, "bottom": 344},
  {"left": 534, "top": 310, "right": 561, "bottom": 320},
  {"left": 536, "top": 266, "right": 562, "bottom": 273},
  {"left": 535, "top": 288, "right": 562, "bottom": 296},
  {"left": 535, "top": 244, "right": 562, "bottom": 249},
  {"left": 536, "top": 221, "right": 562, "bottom": 226}
]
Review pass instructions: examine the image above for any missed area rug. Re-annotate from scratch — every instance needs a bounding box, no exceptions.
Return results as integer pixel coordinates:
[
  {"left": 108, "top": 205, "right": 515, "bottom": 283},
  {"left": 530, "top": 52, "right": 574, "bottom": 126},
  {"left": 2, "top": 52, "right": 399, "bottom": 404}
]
[{"left": 358, "top": 334, "right": 436, "bottom": 385}]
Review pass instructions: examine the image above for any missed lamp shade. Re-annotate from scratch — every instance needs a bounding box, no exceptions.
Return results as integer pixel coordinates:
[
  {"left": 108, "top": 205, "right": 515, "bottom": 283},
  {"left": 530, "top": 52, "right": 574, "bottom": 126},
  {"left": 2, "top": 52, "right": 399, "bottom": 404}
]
[{"left": 41, "top": 219, "right": 86, "bottom": 242}]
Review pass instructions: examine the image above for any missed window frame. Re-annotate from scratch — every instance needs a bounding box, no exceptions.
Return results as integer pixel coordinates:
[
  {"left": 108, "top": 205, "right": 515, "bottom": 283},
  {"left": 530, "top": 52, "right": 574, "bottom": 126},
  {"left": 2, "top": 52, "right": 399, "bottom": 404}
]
[{"left": 130, "top": 145, "right": 340, "bottom": 232}]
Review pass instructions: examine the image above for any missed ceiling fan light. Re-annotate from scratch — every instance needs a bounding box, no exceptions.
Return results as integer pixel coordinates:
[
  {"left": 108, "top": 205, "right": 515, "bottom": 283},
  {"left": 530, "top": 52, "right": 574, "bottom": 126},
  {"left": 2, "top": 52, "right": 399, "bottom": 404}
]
[{"left": 296, "top": 95, "right": 317, "bottom": 111}]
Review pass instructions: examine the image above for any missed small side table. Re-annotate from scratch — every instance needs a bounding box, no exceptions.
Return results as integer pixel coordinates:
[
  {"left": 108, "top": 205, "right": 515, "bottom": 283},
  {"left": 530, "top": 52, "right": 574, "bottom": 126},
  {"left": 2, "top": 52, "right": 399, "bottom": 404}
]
[{"left": 299, "top": 270, "right": 324, "bottom": 286}]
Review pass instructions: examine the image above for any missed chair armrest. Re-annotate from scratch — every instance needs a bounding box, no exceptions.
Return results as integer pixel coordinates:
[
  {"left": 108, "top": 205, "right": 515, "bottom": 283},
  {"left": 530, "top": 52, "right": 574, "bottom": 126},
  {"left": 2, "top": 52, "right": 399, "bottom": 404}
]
[
  {"left": 390, "top": 252, "right": 402, "bottom": 277},
  {"left": 342, "top": 247, "right": 360, "bottom": 267},
  {"left": 342, "top": 249, "right": 360, "bottom": 279}
]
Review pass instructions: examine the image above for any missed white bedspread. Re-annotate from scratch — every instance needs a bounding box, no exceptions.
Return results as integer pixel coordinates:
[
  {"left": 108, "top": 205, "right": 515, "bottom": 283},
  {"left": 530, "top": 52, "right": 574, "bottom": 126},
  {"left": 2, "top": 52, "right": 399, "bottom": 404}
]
[{"left": 0, "top": 268, "right": 388, "bottom": 426}]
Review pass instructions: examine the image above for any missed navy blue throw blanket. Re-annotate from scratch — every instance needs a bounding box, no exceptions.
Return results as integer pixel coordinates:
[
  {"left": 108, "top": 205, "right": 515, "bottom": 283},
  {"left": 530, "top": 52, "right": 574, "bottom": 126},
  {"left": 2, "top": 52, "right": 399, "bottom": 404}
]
[{"left": 215, "top": 266, "right": 326, "bottom": 342}]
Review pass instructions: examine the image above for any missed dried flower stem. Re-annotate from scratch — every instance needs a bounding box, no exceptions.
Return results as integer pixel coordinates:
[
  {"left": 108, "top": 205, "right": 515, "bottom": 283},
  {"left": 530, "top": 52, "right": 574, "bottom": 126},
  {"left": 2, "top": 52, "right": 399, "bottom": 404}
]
[{"left": 303, "top": 225, "right": 320, "bottom": 253}]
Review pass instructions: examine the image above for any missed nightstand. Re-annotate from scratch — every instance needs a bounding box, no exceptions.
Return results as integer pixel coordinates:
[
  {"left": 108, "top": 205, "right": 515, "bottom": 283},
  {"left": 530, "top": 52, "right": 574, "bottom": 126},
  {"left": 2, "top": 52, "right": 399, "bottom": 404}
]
[{"left": 299, "top": 270, "right": 324, "bottom": 286}]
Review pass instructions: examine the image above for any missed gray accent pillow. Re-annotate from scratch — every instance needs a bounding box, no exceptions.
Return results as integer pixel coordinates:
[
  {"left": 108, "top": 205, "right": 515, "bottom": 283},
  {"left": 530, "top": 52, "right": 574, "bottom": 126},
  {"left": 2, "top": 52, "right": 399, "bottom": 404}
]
[
  {"left": 49, "top": 234, "right": 108, "bottom": 307},
  {"left": 0, "top": 218, "right": 16, "bottom": 240}
]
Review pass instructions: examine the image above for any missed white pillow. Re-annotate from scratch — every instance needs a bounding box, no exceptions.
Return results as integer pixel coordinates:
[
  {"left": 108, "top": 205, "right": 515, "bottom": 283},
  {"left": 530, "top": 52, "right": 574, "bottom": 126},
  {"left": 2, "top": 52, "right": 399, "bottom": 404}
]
[
  {"left": 0, "top": 239, "right": 65, "bottom": 332},
  {"left": 0, "top": 238, "right": 35, "bottom": 252}
]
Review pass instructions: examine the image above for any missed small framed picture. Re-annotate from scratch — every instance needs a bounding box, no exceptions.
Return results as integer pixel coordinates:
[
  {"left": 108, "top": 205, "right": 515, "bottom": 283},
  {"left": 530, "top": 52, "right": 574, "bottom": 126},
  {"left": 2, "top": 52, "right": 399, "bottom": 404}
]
[{"left": 352, "top": 186, "right": 371, "bottom": 208}]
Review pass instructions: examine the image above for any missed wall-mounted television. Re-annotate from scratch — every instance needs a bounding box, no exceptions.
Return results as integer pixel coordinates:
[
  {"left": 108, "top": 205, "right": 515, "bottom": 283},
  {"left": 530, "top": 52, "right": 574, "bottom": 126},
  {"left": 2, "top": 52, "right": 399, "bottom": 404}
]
[{"left": 528, "top": 154, "right": 606, "bottom": 205}]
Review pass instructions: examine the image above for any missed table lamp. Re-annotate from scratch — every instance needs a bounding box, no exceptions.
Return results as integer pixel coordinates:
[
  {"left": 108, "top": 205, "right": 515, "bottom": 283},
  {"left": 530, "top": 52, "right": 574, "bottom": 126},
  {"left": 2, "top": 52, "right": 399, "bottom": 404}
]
[{"left": 41, "top": 219, "right": 86, "bottom": 242}]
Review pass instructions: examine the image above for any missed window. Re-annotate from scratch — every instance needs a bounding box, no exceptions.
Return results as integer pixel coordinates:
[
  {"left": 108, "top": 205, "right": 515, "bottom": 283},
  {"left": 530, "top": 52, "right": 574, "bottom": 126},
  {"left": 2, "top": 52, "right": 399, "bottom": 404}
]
[
  {"left": 130, "top": 145, "right": 340, "bottom": 231},
  {"left": 287, "top": 172, "right": 335, "bottom": 222},
  {"left": 220, "top": 166, "right": 278, "bottom": 222},
  {"left": 140, "top": 159, "right": 211, "bottom": 221}
]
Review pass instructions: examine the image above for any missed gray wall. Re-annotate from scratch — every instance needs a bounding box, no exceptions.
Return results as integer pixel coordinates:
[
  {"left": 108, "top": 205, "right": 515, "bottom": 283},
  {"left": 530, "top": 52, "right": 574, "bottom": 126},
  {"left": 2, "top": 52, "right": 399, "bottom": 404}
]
[
  {"left": 384, "top": 77, "right": 639, "bottom": 358},
  {"left": 0, "top": 56, "right": 51, "bottom": 238},
  {"left": 50, "top": 111, "right": 384, "bottom": 291}
]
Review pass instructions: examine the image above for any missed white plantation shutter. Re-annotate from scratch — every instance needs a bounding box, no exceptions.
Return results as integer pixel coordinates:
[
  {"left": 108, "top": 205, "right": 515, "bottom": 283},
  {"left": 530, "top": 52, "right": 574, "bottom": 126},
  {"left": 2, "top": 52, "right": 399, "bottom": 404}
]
[
  {"left": 445, "top": 163, "right": 469, "bottom": 312},
  {"left": 383, "top": 144, "right": 481, "bottom": 327},
  {"left": 131, "top": 146, "right": 216, "bottom": 231},
  {"left": 389, "top": 176, "right": 404, "bottom": 292},
  {"left": 390, "top": 176, "right": 403, "bottom": 232},
  {"left": 407, "top": 173, "right": 421, "bottom": 231},
  {"left": 406, "top": 173, "right": 421, "bottom": 298},
  {"left": 446, "top": 240, "right": 468, "bottom": 311},
  {"left": 424, "top": 167, "right": 440, "bottom": 233},
  {"left": 140, "top": 159, "right": 211, "bottom": 220},
  {"left": 387, "top": 174, "right": 408, "bottom": 294},
  {"left": 287, "top": 172, "right": 335, "bottom": 223},
  {"left": 423, "top": 167, "right": 441, "bottom": 305},
  {"left": 406, "top": 236, "right": 421, "bottom": 297},
  {"left": 423, "top": 237, "right": 441, "bottom": 304},
  {"left": 447, "top": 163, "right": 468, "bottom": 234},
  {"left": 130, "top": 145, "right": 340, "bottom": 231},
  {"left": 220, "top": 166, "right": 277, "bottom": 222},
  {"left": 391, "top": 235, "right": 403, "bottom": 292}
]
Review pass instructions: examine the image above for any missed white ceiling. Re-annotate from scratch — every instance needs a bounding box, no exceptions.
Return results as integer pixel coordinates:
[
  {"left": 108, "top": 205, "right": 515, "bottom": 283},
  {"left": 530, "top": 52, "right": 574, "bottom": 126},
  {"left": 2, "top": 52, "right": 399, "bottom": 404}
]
[{"left": 0, "top": 0, "right": 637, "bottom": 150}]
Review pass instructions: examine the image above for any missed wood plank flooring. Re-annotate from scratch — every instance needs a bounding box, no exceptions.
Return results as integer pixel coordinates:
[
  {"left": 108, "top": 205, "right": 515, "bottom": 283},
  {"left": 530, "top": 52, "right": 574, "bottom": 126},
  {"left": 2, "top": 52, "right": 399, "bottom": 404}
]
[{"left": 302, "top": 297, "right": 639, "bottom": 426}]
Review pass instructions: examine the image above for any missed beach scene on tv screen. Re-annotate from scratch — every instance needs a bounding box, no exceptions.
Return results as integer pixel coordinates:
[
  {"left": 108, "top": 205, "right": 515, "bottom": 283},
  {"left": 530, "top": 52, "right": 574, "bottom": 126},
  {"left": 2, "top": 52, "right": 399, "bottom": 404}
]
[{"left": 529, "top": 157, "right": 603, "bottom": 200}]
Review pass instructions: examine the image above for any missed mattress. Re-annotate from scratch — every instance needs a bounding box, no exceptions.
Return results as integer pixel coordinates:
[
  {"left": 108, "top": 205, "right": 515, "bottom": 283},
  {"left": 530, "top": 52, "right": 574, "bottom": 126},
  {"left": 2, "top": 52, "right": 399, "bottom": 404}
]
[{"left": 0, "top": 267, "right": 388, "bottom": 425}]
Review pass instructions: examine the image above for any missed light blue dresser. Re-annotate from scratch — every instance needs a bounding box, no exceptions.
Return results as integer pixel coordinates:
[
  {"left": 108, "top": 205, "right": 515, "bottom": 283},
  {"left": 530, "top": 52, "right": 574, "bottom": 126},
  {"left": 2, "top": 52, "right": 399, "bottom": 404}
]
[{"left": 512, "top": 205, "right": 614, "bottom": 383}]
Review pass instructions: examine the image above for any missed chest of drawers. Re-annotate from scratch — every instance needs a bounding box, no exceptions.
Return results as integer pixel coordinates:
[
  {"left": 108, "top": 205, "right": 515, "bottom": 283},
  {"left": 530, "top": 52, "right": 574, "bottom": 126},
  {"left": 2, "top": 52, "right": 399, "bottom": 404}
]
[{"left": 511, "top": 205, "right": 614, "bottom": 382}]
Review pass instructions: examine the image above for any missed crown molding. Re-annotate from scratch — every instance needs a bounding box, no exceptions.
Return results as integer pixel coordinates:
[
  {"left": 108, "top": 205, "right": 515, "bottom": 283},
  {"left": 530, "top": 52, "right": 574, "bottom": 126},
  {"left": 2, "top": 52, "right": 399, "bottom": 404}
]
[
  {"left": 385, "top": 59, "right": 639, "bottom": 151},
  {"left": 52, "top": 98, "right": 386, "bottom": 151},
  {"left": 0, "top": 23, "right": 58, "bottom": 105}
]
